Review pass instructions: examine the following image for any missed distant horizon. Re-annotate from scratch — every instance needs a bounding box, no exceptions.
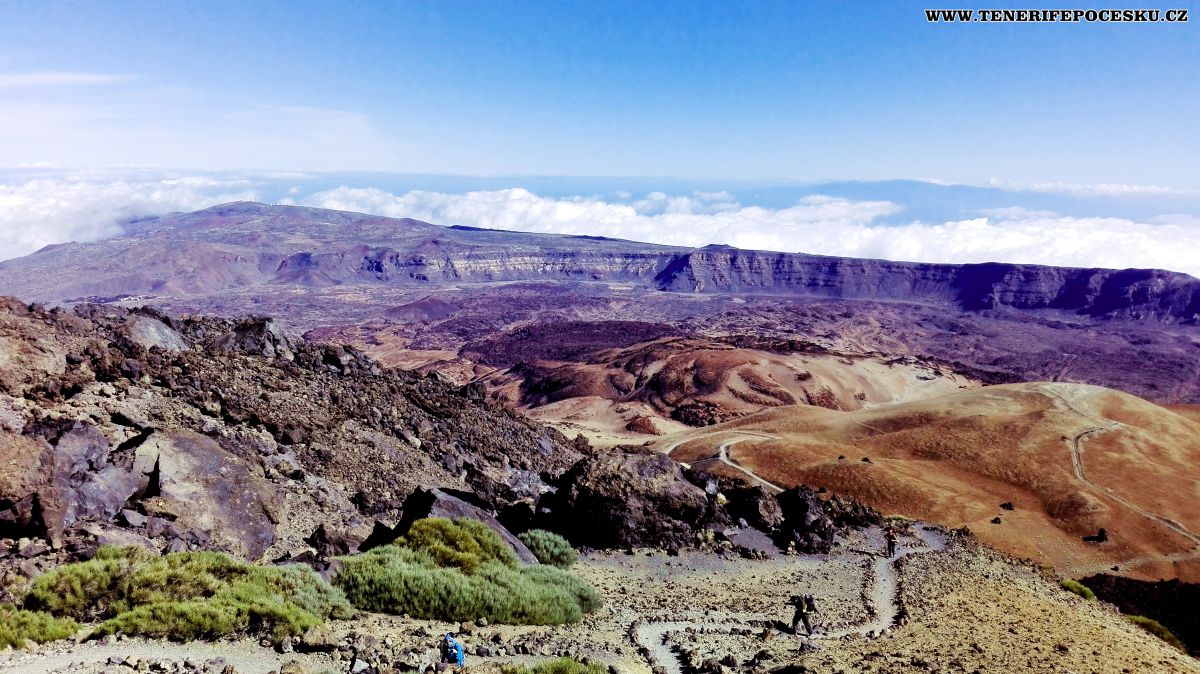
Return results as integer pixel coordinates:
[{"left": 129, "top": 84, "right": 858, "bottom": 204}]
[
  {"left": 2, "top": 170, "right": 1198, "bottom": 279},
  {"left": 143, "top": 198, "right": 1200, "bottom": 278}
]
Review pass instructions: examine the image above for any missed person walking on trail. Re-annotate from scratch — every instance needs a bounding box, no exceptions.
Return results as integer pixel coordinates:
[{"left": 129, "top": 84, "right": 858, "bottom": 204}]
[
  {"left": 789, "top": 593, "right": 818, "bottom": 636},
  {"left": 885, "top": 527, "right": 898, "bottom": 558},
  {"left": 440, "top": 633, "right": 465, "bottom": 667}
]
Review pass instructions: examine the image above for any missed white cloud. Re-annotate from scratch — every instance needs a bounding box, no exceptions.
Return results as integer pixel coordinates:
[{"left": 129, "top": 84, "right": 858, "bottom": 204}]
[
  {"left": 0, "top": 71, "right": 136, "bottom": 89},
  {"left": 986, "top": 179, "right": 1197, "bottom": 197},
  {"left": 0, "top": 176, "right": 256, "bottom": 261},
  {"left": 304, "top": 187, "right": 1200, "bottom": 278},
  {"left": 2, "top": 178, "right": 1196, "bottom": 279},
  {"left": 304, "top": 187, "right": 903, "bottom": 249}
]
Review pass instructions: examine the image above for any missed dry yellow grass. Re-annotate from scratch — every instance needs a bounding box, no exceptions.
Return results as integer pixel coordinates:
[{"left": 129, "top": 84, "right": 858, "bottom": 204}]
[{"left": 667, "top": 383, "right": 1200, "bottom": 581}]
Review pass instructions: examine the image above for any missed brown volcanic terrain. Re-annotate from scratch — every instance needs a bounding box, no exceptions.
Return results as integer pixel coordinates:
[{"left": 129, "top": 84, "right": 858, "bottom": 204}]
[
  {"left": 0, "top": 203, "right": 1197, "bottom": 407},
  {"left": 463, "top": 324, "right": 975, "bottom": 445},
  {"left": 0, "top": 202, "right": 1197, "bottom": 585},
  {"left": 667, "top": 382, "right": 1200, "bottom": 581}
]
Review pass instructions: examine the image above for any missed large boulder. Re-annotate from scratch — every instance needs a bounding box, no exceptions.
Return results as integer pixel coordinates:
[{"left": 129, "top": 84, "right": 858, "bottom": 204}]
[
  {"left": 547, "top": 448, "right": 711, "bottom": 549},
  {"left": 54, "top": 424, "right": 141, "bottom": 528},
  {"left": 117, "top": 315, "right": 189, "bottom": 352},
  {"left": 0, "top": 433, "right": 63, "bottom": 542},
  {"left": 212, "top": 317, "right": 294, "bottom": 360},
  {"left": 132, "top": 431, "right": 281, "bottom": 558},
  {"left": 0, "top": 425, "right": 142, "bottom": 545},
  {"left": 723, "top": 483, "right": 785, "bottom": 532},
  {"left": 775, "top": 486, "right": 837, "bottom": 554},
  {"left": 361, "top": 487, "right": 539, "bottom": 564}
]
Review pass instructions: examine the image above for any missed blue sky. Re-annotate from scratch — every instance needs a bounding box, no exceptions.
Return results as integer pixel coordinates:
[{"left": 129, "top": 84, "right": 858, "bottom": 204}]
[
  {"left": 0, "top": 2, "right": 1197, "bottom": 275},
  {"left": 1, "top": 1, "right": 1196, "bottom": 185}
]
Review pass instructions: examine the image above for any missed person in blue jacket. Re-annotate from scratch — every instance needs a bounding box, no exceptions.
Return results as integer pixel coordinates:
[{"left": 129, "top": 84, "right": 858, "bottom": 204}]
[{"left": 440, "top": 633, "right": 466, "bottom": 667}]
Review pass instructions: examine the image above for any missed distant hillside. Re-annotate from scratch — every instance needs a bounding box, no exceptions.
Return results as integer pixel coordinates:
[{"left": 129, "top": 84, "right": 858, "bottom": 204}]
[
  {"left": 1, "top": 202, "right": 1197, "bottom": 322},
  {"left": 668, "top": 382, "right": 1200, "bottom": 582}
]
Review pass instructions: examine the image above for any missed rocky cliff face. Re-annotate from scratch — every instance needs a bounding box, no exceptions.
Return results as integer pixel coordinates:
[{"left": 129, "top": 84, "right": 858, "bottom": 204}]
[
  {"left": 653, "top": 248, "right": 1200, "bottom": 321},
  {"left": 0, "top": 202, "right": 1196, "bottom": 323}
]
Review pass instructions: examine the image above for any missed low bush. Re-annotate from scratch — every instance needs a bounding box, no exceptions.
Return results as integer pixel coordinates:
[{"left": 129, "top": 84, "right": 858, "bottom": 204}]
[
  {"left": 502, "top": 658, "right": 608, "bottom": 674},
  {"left": 335, "top": 518, "right": 601, "bottom": 625},
  {"left": 25, "top": 545, "right": 352, "bottom": 643},
  {"left": 405, "top": 517, "right": 519, "bottom": 573},
  {"left": 1061, "top": 579, "right": 1095, "bottom": 600},
  {"left": 1128, "top": 615, "right": 1186, "bottom": 652},
  {"left": 0, "top": 604, "right": 79, "bottom": 649},
  {"left": 519, "top": 530, "right": 579, "bottom": 569}
]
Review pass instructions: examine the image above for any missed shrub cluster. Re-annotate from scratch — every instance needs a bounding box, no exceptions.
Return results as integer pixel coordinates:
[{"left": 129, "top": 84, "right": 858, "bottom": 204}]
[
  {"left": 1060, "top": 579, "right": 1095, "bottom": 601},
  {"left": 405, "top": 517, "right": 519, "bottom": 573},
  {"left": 1128, "top": 615, "right": 1186, "bottom": 652},
  {"left": 25, "top": 546, "right": 353, "bottom": 643},
  {"left": 501, "top": 658, "right": 608, "bottom": 674},
  {"left": 518, "top": 530, "right": 579, "bottom": 569},
  {"left": 0, "top": 604, "right": 79, "bottom": 649},
  {"left": 335, "top": 518, "right": 600, "bottom": 625}
]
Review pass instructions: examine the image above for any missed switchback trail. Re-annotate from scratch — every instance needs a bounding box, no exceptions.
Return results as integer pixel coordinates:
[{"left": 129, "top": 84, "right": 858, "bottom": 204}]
[
  {"left": 663, "top": 431, "right": 784, "bottom": 494},
  {"left": 1038, "top": 384, "right": 1200, "bottom": 557},
  {"left": 632, "top": 526, "right": 949, "bottom": 674}
]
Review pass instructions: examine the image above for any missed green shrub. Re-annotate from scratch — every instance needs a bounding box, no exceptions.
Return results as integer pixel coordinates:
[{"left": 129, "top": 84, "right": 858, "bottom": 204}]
[
  {"left": 502, "top": 658, "right": 608, "bottom": 674},
  {"left": 25, "top": 545, "right": 352, "bottom": 644},
  {"left": 1127, "top": 615, "right": 1186, "bottom": 652},
  {"left": 401, "top": 517, "right": 520, "bottom": 573},
  {"left": 519, "top": 530, "right": 579, "bottom": 568},
  {"left": 25, "top": 545, "right": 150, "bottom": 620},
  {"left": 0, "top": 604, "right": 79, "bottom": 649},
  {"left": 335, "top": 519, "right": 601, "bottom": 625},
  {"left": 1061, "top": 579, "right": 1095, "bottom": 601}
]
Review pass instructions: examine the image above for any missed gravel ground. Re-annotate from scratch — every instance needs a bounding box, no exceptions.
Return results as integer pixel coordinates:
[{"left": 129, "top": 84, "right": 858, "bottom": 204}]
[{"left": 4, "top": 526, "right": 1196, "bottom": 674}]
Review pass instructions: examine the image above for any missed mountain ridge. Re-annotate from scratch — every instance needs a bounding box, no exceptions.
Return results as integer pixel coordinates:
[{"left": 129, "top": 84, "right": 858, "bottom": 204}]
[{"left": 2, "top": 201, "right": 1198, "bottom": 324}]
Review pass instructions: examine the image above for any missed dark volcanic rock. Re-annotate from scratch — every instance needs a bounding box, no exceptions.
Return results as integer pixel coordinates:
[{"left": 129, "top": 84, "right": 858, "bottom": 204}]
[
  {"left": 824, "top": 493, "right": 884, "bottom": 529},
  {"left": 54, "top": 424, "right": 141, "bottom": 530},
  {"left": 775, "top": 486, "right": 838, "bottom": 554},
  {"left": 0, "top": 299, "right": 581, "bottom": 572},
  {"left": 723, "top": 483, "right": 784, "bottom": 532},
  {"left": 212, "top": 317, "right": 295, "bottom": 360},
  {"left": 132, "top": 431, "right": 280, "bottom": 558},
  {"left": 0, "top": 433, "right": 61, "bottom": 541},
  {"left": 546, "top": 448, "right": 712, "bottom": 549},
  {"left": 1082, "top": 574, "right": 1200, "bottom": 656},
  {"left": 370, "top": 487, "right": 539, "bottom": 564}
]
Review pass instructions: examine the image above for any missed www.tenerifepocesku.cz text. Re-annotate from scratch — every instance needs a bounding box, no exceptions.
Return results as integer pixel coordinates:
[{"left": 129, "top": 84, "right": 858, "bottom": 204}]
[{"left": 926, "top": 8, "right": 1187, "bottom": 22}]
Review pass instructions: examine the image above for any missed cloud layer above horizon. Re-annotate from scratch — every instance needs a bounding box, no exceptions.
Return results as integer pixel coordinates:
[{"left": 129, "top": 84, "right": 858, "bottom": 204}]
[
  {"left": 299, "top": 186, "right": 1200, "bottom": 278},
  {"left": 1, "top": 174, "right": 1198, "bottom": 279}
]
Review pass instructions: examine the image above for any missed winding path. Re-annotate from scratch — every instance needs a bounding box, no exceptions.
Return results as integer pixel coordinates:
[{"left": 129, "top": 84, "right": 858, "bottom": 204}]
[
  {"left": 632, "top": 526, "right": 949, "bottom": 674},
  {"left": 1037, "top": 383, "right": 1200, "bottom": 568},
  {"left": 669, "top": 385, "right": 1200, "bottom": 578},
  {"left": 665, "top": 431, "right": 785, "bottom": 494}
]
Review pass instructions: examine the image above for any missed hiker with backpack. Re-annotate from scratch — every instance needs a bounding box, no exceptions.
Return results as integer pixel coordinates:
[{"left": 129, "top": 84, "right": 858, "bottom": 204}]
[
  {"left": 788, "top": 593, "right": 819, "bottom": 636},
  {"left": 885, "top": 527, "right": 898, "bottom": 558}
]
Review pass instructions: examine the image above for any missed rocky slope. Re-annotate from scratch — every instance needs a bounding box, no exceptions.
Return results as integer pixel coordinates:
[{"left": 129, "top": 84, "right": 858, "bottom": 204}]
[
  {"left": 0, "top": 298, "right": 864, "bottom": 602},
  {"left": 0, "top": 297, "right": 586, "bottom": 593}
]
